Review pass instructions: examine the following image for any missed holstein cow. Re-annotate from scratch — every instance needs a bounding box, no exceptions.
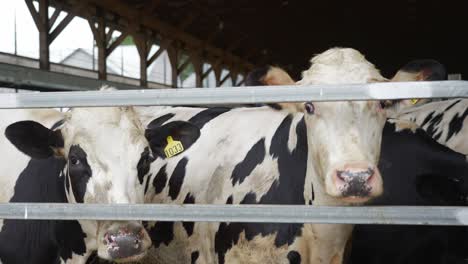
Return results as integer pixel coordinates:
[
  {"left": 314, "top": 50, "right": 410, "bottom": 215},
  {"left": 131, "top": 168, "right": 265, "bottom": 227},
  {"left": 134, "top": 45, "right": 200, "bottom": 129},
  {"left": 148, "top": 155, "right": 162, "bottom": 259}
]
[
  {"left": 377, "top": 60, "right": 467, "bottom": 157},
  {"left": 133, "top": 47, "right": 387, "bottom": 264},
  {"left": 382, "top": 59, "right": 447, "bottom": 112},
  {"left": 388, "top": 99, "right": 468, "bottom": 156},
  {"left": 249, "top": 59, "right": 468, "bottom": 263},
  {"left": 0, "top": 106, "right": 195, "bottom": 263},
  {"left": 347, "top": 120, "right": 468, "bottom": 264}
]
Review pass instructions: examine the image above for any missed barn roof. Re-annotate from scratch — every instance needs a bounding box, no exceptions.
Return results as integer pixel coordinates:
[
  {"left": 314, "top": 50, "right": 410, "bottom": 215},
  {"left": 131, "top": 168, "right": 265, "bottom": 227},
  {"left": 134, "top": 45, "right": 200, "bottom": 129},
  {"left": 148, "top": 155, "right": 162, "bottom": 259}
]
[{"left": 50, "top": 0, "right": 468, "bottom": 79}]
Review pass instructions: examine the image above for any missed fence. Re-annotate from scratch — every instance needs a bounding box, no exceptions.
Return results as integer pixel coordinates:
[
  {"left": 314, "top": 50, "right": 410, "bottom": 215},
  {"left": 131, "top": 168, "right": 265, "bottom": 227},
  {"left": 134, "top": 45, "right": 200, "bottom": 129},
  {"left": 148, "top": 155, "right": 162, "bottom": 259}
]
[{"left": 1, "top": 81, "right": 468, "bottom": 225}]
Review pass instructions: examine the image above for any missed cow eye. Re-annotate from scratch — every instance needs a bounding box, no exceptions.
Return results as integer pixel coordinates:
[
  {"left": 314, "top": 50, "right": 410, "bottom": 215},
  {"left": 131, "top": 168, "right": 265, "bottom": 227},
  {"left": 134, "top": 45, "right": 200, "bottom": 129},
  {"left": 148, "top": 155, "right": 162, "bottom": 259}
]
[
  {"left": 304, "top": 102, "right": 315, "bottom": 114},
  {"left": 70, "top": 156, "right": 80, "bottom": 165}
]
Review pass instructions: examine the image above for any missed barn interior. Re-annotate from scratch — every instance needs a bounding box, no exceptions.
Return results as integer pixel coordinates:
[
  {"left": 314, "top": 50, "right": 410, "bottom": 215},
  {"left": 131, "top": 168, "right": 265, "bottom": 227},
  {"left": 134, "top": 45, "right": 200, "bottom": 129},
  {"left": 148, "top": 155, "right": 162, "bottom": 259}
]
[{"left": 0, "top": 0, "right": 467, "bottom": 91}]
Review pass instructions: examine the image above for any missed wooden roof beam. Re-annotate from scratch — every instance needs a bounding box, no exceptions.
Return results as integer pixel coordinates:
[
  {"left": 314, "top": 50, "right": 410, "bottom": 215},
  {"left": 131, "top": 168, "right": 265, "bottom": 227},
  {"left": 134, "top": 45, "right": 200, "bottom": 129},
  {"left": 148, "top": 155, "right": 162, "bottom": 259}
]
[{"left": 84, "top": 0, "right": 254, "bottom": 69}]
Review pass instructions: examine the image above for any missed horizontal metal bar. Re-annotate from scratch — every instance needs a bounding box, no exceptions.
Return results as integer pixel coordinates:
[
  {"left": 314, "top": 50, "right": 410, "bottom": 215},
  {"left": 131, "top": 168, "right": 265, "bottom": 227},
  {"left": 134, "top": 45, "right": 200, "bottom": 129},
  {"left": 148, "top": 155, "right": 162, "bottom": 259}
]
[
  {"left": 0, "top": 81, "right": 467, "bottom": 108},
  {"left": 1, "top": 203, "right": 468, "bottom": 226}
]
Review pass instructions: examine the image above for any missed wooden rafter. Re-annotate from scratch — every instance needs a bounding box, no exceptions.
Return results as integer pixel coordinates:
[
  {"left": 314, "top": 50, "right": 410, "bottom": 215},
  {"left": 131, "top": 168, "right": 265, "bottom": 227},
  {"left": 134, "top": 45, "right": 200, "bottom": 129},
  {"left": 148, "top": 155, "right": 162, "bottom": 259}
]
[
  {"left": 49, "top": 13, "right": 75, "bottom": 43},
  {"left": 107, "top": 32, "right": 128, "bottom": 55},
  {"left": 83, "top": 0, "right": 254, "bottom": 70},
  {"left": 48, "top": 8, "right": 61, "bottom": 27}
]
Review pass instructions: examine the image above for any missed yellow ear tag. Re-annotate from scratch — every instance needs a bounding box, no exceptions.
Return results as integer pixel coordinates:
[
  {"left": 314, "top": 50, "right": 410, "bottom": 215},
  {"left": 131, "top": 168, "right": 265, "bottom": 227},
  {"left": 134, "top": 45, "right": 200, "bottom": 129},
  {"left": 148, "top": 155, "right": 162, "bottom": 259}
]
[
  {"left": 164, "top": 136, "right": 184, "bottom": 158},
  {"left": 410, "top": 99, "right": 420, "bottom": 105}
]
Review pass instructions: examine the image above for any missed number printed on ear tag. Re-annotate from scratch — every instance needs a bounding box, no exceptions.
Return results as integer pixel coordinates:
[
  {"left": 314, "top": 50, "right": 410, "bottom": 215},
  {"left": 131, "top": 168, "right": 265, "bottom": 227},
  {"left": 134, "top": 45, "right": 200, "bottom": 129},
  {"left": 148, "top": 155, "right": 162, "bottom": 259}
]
[
  {"left": 410, "top": 99, "right": 420, "bottom": 105},
  {"left": 164, "top": 136, "right": 184, "bottom": 158}
]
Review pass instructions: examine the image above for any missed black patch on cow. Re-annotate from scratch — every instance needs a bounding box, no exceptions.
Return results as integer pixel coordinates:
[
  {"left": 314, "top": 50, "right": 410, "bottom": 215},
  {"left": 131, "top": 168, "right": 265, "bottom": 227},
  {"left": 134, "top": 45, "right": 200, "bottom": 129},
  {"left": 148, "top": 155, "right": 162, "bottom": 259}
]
[
  {"left": 241, "top": 192, "right": 257, "bottom": 203},
  {"left": 68, "top": 145, "right": 92, "bottom": 203},
  {"left": 5, "top": 120, "right": 64, "bottom": 159},
  {"left": 215, "top": 115, "right": 308, "bottom": 264},
  {"left": 55, "top": 220, "right": 88, "bottom": 261},
  {"left": 420, "top": 111, "right": 435, "bottom": 127},
  {"left": 416, "top": 173, "right": 467, "bottom": 205},
  {"left": 147, "top": 113, "right": 175, "bottom": 128},
  {"left": 146, "top": 121, "right": 201, "bottom": 159},
  {"left": 51, "top": 119, "right": 65, "bottom": 131},
  {"left": 425, "top": 112, "right": 444, "bottom": 138},
  {"left": 287, "top": 250, "right": 301, "bottom": 264},
  {"left": 191, "top": 251, "right": 200, "bottom": 264},
  {"left": 153, "top": 165, "right": 168, "bottom": 194},
  {"left": 137, "top": 147, "right": 155, "bottom": 185},
  {"left": 445, "top": 99, "right": 461, "bottom": 112},
  {"left": 188, "top": 107, "right": 231, "bottom": 130},
  {"left": 183, "top": 193, "right": 195, "bottom": 237},
  {"left": 433, "top": 131, "right": 443, "bottom": 141},
  {"left": 0, "top": 157, "right": 86, "bottom": 264},
  {"left": 245, "top": 66, "right": 271, "bottom": 86},
  {"left": 144, "top": 173, "right": 152, "bottom": 194},
  {"left": 147, "top": 221, "right": 174, "bottom": 247},
  {"left": 311, "top": 183, "right": 315, "bottom": 202},
  {"left": 64, "top": 170, "right": 70, "bottom": 195},
  {"left": 168, "top": 158, "right": 188, "bottom": 200},
  {"left": 446, "top": 107, "right": 468, "bottom": 142},
  {"left": 226, "top": 195, "right": 233, "bottom": 204},
  {"left": 231, "top": 138, "right": 266, "bottom": 185},
  {"left": 350, "top": 122, "right": 468, "bottom": 264}
]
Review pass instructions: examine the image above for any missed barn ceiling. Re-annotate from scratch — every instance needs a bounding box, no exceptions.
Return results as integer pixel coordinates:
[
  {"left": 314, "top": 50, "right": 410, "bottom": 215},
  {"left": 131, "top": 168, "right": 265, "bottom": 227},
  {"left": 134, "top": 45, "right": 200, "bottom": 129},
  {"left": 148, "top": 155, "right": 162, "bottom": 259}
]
[{"left": 54, "top": 0, "right": 468, "bottom": 79}]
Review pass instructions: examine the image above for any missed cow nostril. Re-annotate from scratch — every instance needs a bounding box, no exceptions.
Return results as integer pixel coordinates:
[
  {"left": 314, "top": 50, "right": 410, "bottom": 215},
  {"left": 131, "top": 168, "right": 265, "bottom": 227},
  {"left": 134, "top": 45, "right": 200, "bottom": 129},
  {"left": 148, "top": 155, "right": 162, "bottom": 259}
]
[
  {"left": 336, "top": 170, "right": 346, "bottom": 182},
  {"left": 366, "top": 168, "right": 375, "bottom": 181}
]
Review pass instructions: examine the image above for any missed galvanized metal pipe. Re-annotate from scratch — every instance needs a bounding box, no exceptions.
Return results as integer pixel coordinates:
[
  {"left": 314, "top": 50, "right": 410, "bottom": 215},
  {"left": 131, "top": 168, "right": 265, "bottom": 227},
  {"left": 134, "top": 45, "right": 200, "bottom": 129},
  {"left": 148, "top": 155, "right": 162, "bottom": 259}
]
[
  {"left": 0, "top": 81, "right": 467, "bottom": 109},
  {"left": 1, "top": 203, "right": 468, "bottom": 226}
]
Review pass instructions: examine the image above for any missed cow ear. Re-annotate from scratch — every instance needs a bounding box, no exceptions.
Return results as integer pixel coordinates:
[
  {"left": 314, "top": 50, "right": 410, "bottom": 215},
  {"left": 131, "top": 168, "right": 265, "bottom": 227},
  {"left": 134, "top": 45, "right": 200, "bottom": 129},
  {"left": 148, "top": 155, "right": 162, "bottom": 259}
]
[
  {"left": 145, "top": 121, "right": 200, "bottom": 159},
  {"left": 246, "top": 66, "right": 295, "bottom": 86},
  {"left": 246, "top": 66, "right": 298, "bottom": 112},
  {"left": 5, "top": 121, "right": 64, "bottom": 159},
  {"left": 391, "top": 59, "right": 447, "bottom": 82}
]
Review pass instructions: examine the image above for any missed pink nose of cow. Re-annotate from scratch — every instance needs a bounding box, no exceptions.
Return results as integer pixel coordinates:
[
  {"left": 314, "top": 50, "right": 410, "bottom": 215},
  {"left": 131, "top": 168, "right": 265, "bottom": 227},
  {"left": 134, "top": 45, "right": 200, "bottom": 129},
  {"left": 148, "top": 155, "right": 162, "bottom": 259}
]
[
  {"left": 104, "top": 223, "right": 151, "bottom": 261},
  {"left": 332, "top": 163, "right": 383, "bottom": 202}
]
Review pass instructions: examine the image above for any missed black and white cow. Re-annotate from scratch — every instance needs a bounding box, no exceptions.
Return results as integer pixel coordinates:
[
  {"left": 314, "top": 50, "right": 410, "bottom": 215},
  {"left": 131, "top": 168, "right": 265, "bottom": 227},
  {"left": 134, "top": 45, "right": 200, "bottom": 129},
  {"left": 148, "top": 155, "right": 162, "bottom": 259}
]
[
  {"left": 383, "top": 59, "right": 447, "bottom": 112},
  {"left": 248, "top": 57, "right": 468, "bottom": 263},
  {"left": 347, "top": 120, "right": 468, "bottom": 264},
  {"left": 388, "top": 99, "right": 468, "bottom": 156},
  {"left": 130, "top": 47, "right": 389, "bottom": 264},
  {"left": 0, "top": 106, "right": 196, "bottom": 263}
]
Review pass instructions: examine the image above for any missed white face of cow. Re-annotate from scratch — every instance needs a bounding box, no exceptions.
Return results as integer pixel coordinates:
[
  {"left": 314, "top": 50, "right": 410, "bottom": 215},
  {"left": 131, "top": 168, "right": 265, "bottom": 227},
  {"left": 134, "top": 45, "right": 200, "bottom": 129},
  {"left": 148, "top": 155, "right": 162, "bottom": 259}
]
[
  {"left": 301, "top": 101, "right": 386, "bottom": 203},
  {"left": 298, "top": 48, "right": 387, "bottom": 204},
  {"left": 59, "top": 108, "right": 154, "bottom": 261},
  {"left": 249, "top": 48, "right": 387, "bottom": 204},
  {"left": 6, "top": 107, "right": 153, "bottom": 262}
]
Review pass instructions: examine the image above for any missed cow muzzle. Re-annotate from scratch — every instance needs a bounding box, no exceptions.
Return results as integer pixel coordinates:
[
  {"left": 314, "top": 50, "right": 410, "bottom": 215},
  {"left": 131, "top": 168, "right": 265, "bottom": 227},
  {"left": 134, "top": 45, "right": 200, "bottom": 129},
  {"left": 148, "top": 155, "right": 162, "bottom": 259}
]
[
  {"left": 98, "top": 222, "right": 151, "bottom": 262},
  {"left": 327, "top": 163, "right": 383, "bottom": 203}
]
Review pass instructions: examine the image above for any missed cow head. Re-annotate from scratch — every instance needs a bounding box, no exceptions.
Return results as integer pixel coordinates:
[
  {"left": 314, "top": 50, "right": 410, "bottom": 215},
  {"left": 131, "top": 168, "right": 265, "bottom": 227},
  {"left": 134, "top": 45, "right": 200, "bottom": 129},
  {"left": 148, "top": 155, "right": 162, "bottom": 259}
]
[
  {"left": 5, "top": 106, "right": 199, "bottom": 262},
  {"left": 383, "top": 59, "right": 447, "bottom": 112},
  {"left": 246, "top": 48, "right": 387, "bottom": 204}
]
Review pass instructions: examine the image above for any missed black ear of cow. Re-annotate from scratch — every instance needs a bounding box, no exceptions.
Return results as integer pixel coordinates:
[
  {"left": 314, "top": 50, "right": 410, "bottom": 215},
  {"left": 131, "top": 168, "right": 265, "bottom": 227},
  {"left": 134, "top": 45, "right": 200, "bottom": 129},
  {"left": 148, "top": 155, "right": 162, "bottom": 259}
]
[
  {"left": 5, "top": 121, "right": 64, "bottom": 159},
  {"left": 245, "top": 66, "right": 271, "bottom": 86},
  {"left": 400, "top": 59, "right": 447, "bottom": 81},
  {"left": 145, "top": 121, "right": 201, "bottom": 159}
]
